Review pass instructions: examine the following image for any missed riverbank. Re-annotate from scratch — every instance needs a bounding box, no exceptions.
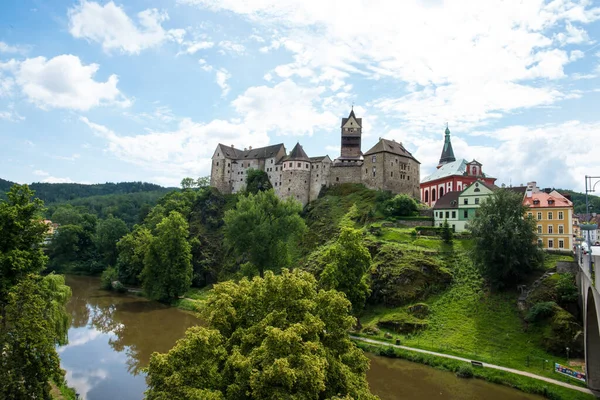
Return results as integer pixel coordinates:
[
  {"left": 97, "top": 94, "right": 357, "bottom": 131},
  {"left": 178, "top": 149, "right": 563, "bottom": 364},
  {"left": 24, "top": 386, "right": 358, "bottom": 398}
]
[
  {"left": 50, "top": 379, "right": 77, "bottom": 400},
  {"left": 354, "top": 338, "right": 595, "bottom": 400}
]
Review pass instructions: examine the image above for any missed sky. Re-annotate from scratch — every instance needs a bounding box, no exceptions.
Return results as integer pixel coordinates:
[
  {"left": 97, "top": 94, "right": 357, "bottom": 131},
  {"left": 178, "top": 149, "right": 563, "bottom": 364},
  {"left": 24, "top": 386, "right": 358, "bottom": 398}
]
[{"left": 1, "top": 0, "right": 599, "bottom": 191}]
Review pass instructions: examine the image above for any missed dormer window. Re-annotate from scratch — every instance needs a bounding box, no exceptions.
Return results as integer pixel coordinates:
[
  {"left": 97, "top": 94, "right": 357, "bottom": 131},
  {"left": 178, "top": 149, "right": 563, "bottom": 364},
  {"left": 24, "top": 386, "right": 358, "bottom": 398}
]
[
  {"left": 533, "top": 199, "right": 540, "bottom": 205},
  {"left": 548, "top": 199, "right": 555, "bottom": 205}
]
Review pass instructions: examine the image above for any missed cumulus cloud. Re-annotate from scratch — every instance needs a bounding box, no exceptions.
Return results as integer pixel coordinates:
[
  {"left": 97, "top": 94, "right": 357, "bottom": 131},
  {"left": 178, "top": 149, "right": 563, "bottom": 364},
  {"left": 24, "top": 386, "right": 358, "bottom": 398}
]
[
  {"left": 232, "top": 79, "right": 338, "bottom": 136},
  {"left": 181, "top": 0, "right": 600, "bottom": 131},
  {"left": 0, "top": 42, "right": 23, "bottom": 53},
  {"left": 68, "top": 1, "right": 183, "bottom": 54},
  {"left": 42, "top": 176, "right": 76, "bottom": 183},
  {"left": 80, "top": 116, "right": 270, "bottom": 185},
  {"left": 9, "top": 55, "right": 128, "bottom": 111},
  {"left": 215, "top": 68, "right": 231, "bottom": 97}
]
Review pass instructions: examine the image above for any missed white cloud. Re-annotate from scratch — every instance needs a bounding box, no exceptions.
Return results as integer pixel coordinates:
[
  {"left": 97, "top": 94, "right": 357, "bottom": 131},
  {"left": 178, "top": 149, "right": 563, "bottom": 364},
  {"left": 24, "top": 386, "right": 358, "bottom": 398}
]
[
  {"left": 232, "top": 79, "right": 338, "bottom": 136},
  {"left": 181, "top": 0, "right": 600, "bottom": 131},
  {"left": 10, "top": 55, "right": 128, "bottom": 111},
  {"left": 0, "top": 42, "right": 23, "bottom": 53},
  {"left": 68, "top": 1, "right": 183, "bottom": 54},
  {"left": 215, "top": 68, "right": 231, "bottom": 97},
  {"left": 198, "top": 58, "right": 213, "bottom": 72},
  {"left": 80, "top": 116, "right": 269, "bottom": 184},
  {"left": 179, "top": 40, "right": 214, "bottom": 55},
  {"left": 42, "top": 176, "right": 75, "bottom": 183},
  {"left": 52, "top": 154, "right": 81, "bottom": 161},
  {"left": 218, "top": 40, "right": 245, "bottom": 55}
]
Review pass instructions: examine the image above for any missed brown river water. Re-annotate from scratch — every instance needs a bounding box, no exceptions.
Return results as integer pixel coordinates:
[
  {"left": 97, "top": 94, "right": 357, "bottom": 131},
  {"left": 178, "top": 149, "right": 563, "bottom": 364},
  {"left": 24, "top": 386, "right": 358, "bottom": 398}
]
[{"left": 59, "top": 275, "right": 542, "bottom": 400}]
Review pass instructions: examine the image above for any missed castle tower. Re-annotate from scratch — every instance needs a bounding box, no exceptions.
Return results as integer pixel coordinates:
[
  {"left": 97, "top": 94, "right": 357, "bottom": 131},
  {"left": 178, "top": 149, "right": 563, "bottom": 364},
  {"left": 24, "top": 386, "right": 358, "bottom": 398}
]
[
  {"left": 437, "top": 125, "right": 456, "bottom": 168},
  {"left": 339, "top": 107, "right": 362, "bottom": 160},
  {"left": 280, "top": 143, "right": 312, "bottom": 206}
]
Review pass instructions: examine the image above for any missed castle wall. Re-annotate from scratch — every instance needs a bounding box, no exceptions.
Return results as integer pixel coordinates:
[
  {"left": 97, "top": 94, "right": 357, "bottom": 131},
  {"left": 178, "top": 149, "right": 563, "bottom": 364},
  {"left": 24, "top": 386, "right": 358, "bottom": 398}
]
[
  {"left": 309, "top": 159, "right": 331, "bottom": 202},
  {"left": 210, "top": 149, "right": 232, "bottom": 194},
  {"left": 330, "top": 164, "right": 362, "bottom": 186},
  {"left": 280, "top": 168, "right": 311, "bottom": 206},
  {"left": 361, "top": 152, "right": 420, "bottom": 199}
]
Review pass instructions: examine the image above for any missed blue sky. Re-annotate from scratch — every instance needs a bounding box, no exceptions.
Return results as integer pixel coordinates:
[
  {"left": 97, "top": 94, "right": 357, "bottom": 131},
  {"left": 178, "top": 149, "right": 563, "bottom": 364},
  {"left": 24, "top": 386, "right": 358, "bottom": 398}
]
[{"left": 1, "top": 0, "right": 599, "bottom": 190}]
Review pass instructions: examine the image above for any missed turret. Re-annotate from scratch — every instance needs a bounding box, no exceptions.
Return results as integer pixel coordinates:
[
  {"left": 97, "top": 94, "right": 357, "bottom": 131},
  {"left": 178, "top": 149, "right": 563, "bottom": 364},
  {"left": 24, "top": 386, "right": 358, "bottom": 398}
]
[{"left": 437, "top": 125, "right": 456, "bottom": 168}]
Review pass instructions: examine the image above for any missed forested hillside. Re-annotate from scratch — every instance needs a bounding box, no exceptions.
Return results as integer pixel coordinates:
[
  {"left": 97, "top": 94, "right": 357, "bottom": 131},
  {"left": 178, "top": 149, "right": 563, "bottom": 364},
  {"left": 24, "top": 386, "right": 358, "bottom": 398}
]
[
  {"left": 557, "top": 188, "right": 600, "bottom": 215},
  {"left": 0, "top": 177, "right": 171, "bottom": 203}
]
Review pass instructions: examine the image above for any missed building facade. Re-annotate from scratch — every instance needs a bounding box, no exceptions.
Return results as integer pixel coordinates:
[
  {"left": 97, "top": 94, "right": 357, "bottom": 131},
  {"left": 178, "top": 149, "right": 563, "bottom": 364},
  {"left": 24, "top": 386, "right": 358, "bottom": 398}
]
[
  {"left": 420, "top": 127, "right": 496, "bottom": 207},
  {"left": 433, "top": 180, "right": 496, "bottom": 232},
  {"left": 523, "top": 184, "right": 574, "bottom": 251},
  {"left": 210, "top": 109, "right": 421, "bottom": 206}
]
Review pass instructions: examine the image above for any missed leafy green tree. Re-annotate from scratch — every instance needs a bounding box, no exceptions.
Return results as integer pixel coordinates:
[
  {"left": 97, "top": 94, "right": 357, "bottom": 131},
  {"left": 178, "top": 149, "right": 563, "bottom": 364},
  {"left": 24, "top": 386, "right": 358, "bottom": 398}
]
[
  {"left": 0, "top": 185, "right": 71, "bottom": 399},
  {"left": 245, "top": 168, "right": 272, "bottom": 194},
  {"left": 51, "top": 204, "right": 85, "bottom": 225},
  {"left": 320, "top": 227, "right": 371, "bottom": 312},
  {"left": 181, "top": 177, "right": 197, "bottom": 190},
  {"left": 116, "top": 227, "right": 153, "bottom": 285},
  {"left": 95, "top": 215, "right": 129, "bottom": 267},
  {"left": 223, "top": 190, "right": 306, "bottom": 277},
  {"left": 441, "top": 219, "right": 453, "bottom": 244},
  {"left": 142, "top": 211, "right": 192, "bottom": 302},
  {"left": 145, "top": 269, "right": 378, "bottom": 400},
  {"left": 468, "top": 189, "right": 543, "bottom": 289},
  {"left": 385, "top": 194, "right": 418, "bottom": 217},
  {"left": 196, "top": 176, "right": 210, "bottom": 188}
]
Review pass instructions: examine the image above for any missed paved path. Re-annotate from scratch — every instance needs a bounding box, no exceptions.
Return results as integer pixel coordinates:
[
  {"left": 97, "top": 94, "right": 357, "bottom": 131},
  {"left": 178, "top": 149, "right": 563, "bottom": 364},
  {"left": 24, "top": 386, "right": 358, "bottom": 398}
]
[{"left": 351, "top": 336, "right": 595, "bottom": 395}]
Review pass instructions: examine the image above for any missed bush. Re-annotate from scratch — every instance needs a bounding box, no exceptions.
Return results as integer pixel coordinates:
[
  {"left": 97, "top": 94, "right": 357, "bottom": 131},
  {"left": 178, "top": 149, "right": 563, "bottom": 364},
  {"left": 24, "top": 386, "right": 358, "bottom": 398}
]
[
  {"left": 378, "top": 347, "right": 397, "bottom": 358},
  {"left": 384, "top": 194, "right": 418, "bottom": 217},
  {"left": 525, "top": 301, "right": 556, "bottom": 322},
  {"left": 456, "top": 364, "right": 474, "bottom": 378},
  {"left": 101, "top": 266, "right": 118, "bottom": 290},
  {"left": 414, "top": 226, "right": 443, "bottom": 236}
]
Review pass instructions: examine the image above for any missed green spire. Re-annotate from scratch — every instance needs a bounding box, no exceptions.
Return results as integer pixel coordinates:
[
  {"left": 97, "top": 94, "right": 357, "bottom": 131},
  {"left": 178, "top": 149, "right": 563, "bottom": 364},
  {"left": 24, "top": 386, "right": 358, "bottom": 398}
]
[{"left": 438, "top": 125, "right": 456, "bottom": 166}]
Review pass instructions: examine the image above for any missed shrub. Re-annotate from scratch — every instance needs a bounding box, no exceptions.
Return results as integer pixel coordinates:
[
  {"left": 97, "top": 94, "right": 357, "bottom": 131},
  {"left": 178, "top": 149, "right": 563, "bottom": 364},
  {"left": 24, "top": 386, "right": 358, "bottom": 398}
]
[
  {"left": 384, "top": 194, "right": 418, "bottom": 217},
  {"left": 101, "top": 266, "right": 118, "bottom": 290},
  {"left": 525, "top": 301, "right": 556, "bottom": 322},
  {"left": 378, "top": 347, "right": 397, "bottom": 358},
  {"left": 456, "top": 364, "right": 474, "bottom": 378}
]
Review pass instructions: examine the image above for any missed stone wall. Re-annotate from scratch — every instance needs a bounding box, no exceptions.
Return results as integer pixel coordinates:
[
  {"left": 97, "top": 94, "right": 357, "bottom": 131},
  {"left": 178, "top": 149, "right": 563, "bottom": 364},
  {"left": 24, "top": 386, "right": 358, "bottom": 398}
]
[
  {"left": 309, "top": 160, "right": 331, "bottom": 202},
  {"left": 210, "top": 155, "right": 231, "bottom": 194},
  {"left": 280, "top": 169, "right": 311, "bottom": 206},
  {"left": 556, "top": 261, "right": 578, "bottom": 274},
  {"left": 395, "top": 219, "right": 434, "bottom": 228},
  {"left": 330, "top": 164, "right": 362, "bottom": 186}
]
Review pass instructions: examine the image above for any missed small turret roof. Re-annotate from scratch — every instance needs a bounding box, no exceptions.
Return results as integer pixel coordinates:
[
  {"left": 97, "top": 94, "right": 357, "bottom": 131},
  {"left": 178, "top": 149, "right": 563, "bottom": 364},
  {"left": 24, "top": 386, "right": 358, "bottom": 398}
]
[{"left": 287, "top": 142, "right": 311, "bottom": 161}]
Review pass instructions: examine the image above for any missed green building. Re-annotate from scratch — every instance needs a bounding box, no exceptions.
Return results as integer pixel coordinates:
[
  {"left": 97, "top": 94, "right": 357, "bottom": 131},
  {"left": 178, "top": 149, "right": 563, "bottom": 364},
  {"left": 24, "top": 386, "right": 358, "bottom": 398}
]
[{"left": 434, "top": 180, "right": 496, "bottom": 232}]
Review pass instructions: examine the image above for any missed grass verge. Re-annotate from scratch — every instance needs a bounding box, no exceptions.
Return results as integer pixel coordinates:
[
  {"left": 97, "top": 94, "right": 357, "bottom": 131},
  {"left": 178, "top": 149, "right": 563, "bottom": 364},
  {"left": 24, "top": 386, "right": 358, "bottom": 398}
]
[{"left": 355, "top": 341, "right": 594, "bottom": 400}]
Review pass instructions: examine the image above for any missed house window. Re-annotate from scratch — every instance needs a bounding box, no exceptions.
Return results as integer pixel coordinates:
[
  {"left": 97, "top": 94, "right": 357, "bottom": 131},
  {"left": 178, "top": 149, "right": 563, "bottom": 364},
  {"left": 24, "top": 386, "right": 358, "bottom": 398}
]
[
  {"left": 558, "top": 225, "right": 564, "bottom": 234},
  {"left": 440, "top": 187, "right": 444, "bottom": 197},
  {"left": 336, "top": 177, "right": 339, "bottom": 182},
  {"left": 227, "top": 162, "right": 230, "bottom": 167},
  {"left": 548, "top": 239, "right": 554, "bottom": 248},
  {"left": 452, "top": 224, "right": 455, "bottom": 231},
  {"left": 559, "top": 240, "right": 564, "bottom": 249},
  {"left": 372, "top": 155, "right": 377, "bottom": 163},
  {"left": 298, "top": 163, "right": 301, "bottom": 167},
  {"left": 432, "top": 189, "right": 436, "bottom": 201},
  {"left": 391, "top": 162, "right": 394, "bottom": 167},
  {"left": 452, "top": 211, "right": 456, "bottom": 218},
  {"left": 537, "top": 239, "right": 543, "bottom": 247},
  {"left": 558, "top": 211, "right": 564, "bottom": 220},
  {"left": 271, "top": 159, "right": 273, "bottom": 164},
  {"left": 365, "top": 168, "right": 368, "bottom": 174},
  {"left": 537, "top": 225, "right": 542, "bottom": 234},
  {"left": 475, "top": 198, "right": 480, "bottom": 205},
  {"left": 463, "top": 210, "right": 468, "bottom": 218},
  {"left": 548, "top": 225, "right": 553, "bottom": 234},
  {"left": 372, "top": 166, "right": 376, "bottom": 177},
  {"left": 528, "top": 212, "right": 533, "bottom": 218},
  {"left": 445, "top": 211, "right": 449, "bottom": 219},
  {"left": 216, "top": 162, "right": 219, "bottom": 166},
  {"left": 464, "top": 198, "right": 468, "bottom": 205},
  {"left": 391, "top": 172, "right": 394, "bottom": 177},
  {"left": 548, "top": 212, "right": 553, "bottom": 220},
  {"left": 306, "top": 163, "right": 309, "bottom": 168},
  {"left": 275, "top": 167, "right": 278, "bottom": 171},
  {"left": 425, "top": 191, "right": 429, "bottom": 203},
  {"left": 537, "top": 212, "right": 542, "bottom": 220}
]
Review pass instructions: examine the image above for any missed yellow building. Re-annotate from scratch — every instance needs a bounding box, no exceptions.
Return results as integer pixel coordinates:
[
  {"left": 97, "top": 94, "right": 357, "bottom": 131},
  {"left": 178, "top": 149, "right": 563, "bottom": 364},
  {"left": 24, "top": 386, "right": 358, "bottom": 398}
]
[
  {"left": 573, "top": 214, "right": 581, "bottom": 242},
  {"left": 524, "top": 188, "right": 573, "bottom": 251}
]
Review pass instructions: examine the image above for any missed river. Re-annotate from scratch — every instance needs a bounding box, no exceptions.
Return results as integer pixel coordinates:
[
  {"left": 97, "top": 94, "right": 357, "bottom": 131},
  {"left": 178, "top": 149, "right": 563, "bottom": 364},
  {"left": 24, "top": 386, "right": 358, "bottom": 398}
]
[{"left": 59, "top": 276, "right": 542, "bottom": 400}]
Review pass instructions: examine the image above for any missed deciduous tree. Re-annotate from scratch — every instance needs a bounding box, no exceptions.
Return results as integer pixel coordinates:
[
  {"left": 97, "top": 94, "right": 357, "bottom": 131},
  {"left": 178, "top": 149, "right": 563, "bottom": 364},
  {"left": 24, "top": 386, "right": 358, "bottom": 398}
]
[
  {"left": 245, "top": 168, "right": 272, "bottom": 194},
  {"left": 468, "top": 189, "right": 542, "bottom": 289},
  {"left": 223, "top": 190, "right": 306, "bottom": 277},
  {"left": 319, "top": 227, "right": 371, "bottom": 312},
  {"left": 142, "top": 211, "right": 192, "bottom": 302},
  {"left": 95, "top": 215, "right": 129, "bottom": 267},
  {"left": 145, "top": 269, "right": 378, "bottom": 400}
]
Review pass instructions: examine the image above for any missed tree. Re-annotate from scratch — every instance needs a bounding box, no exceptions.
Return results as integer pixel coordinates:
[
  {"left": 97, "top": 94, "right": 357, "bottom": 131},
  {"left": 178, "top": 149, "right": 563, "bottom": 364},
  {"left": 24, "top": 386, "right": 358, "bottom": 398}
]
[
  {"left": 145, "top": 269, "right": 378, "bottom": 400},
  {"left": 116, "top": 227, "right": 153, "bottom": 285},
  {"left": 142, "top": 211, "right": 192, "bottom": 302},
  {"left": 245, "top": 168, "right": 272, "bottom": 194},
  {"left": 385, "top": 194, "right": 418, "bottom": 217},
  {"left": 0, "top": 185, "right": 71, "bottom": 399},
  {"left": 468, "top": 189, "right": 543, "bottom": 289},
  {"left": 95, "top": 215, "right": 129, "bottom": 267},
  {"left": 223, "top": 190, "right": 306, "bottom": 277},
  {"left": 320, "top": 227, "right": 371, "bottom": 312},
  {"left": 441, "top": 219, "right": 453, "bottom": 244},
  {"left": 196, "top": 176, "right": 210, "bottom": 189},
  {"left": 181, "top": 177, "right": 197, "bottom": 190}
]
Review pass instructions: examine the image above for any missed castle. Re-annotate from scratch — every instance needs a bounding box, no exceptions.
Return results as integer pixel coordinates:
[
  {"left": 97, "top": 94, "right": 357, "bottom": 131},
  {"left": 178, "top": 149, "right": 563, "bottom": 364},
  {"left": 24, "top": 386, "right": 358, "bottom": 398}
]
[{"left": 210, "top": 109, "right": 421, "bottom": 205}]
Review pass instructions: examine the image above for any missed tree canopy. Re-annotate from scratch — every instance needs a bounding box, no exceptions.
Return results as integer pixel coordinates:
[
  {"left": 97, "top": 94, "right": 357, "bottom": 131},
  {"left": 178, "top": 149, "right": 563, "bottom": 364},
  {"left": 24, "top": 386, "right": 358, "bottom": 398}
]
[
  {"left": 145, "top": 269, "right": 378, "bottom": 400},
  {"left": 224, "top": 190, "right": 306, "bottom": 277},
  {"left": 245, "top": 169, "right": 273, "bottom": 194},
  {"left": 468, "top": 189, "right": 543, "bottom": 289},
  {"left": 319, "top": 227, "right": 371, "bottom": 313},
  {"left": 0, "top": 184, "right": 71, "bottom": 399},
  {"left": 385, "top": 194, "right": 418, "bottom": 217},
  {"left": 142, "top": 211, "right": 193, "bottom": 302}
]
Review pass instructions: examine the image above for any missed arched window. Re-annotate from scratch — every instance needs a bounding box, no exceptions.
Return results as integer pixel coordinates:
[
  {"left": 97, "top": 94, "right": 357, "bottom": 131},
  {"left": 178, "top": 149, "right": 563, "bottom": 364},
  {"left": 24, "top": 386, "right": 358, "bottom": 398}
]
[
  {"left": 425, "top": 190, "right": 429, "bottom": 203},
  {"left": 440, "top": 187, "right": 444, "bottom": 197},
  {"left": 432, "top": 188, "right": 436, "bottom": 202}
]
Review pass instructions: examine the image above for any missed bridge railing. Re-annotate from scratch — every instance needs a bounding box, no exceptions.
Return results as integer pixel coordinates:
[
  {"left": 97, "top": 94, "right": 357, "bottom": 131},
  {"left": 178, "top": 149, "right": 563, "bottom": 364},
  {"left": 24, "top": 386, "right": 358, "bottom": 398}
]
[{"left": 577, "top": 245, "right": 598, "bottom": 288}]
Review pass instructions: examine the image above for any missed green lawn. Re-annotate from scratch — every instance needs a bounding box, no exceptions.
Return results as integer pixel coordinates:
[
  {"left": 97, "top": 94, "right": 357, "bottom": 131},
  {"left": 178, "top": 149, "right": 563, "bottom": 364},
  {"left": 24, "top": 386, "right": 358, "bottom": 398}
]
[{"left": 360, "top": 236, "right": 586, "bottom": 387}]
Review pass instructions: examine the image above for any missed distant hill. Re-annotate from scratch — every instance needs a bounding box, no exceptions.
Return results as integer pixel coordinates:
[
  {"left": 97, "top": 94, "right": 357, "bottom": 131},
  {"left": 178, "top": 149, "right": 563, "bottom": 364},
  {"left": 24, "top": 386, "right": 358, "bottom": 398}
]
[
  {"left": 556, "top": 189, "right": 600, "bottom": 215},
  {"left": 0, "top": 178, "right": 172, "bottom": 203}
]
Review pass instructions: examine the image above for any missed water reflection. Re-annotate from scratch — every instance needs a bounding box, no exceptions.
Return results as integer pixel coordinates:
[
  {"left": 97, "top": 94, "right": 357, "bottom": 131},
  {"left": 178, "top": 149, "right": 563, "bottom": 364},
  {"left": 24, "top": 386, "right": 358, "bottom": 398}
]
[{"left": 60, "top": 275, "right": 201, "bottom": 399}]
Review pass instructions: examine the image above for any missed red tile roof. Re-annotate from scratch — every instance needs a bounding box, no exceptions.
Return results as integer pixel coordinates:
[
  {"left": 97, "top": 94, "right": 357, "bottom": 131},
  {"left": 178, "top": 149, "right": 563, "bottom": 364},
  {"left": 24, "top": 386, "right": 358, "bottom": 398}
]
[{"left": 523, "top": 191, "right": 572, "bottom": 208}]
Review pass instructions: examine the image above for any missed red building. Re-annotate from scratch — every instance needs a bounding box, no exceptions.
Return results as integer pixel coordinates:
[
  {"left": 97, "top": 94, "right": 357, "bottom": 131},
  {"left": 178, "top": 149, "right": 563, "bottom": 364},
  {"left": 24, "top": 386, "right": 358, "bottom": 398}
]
[{"left": 420, "top": 127, "right": 496, "bottom": 207}]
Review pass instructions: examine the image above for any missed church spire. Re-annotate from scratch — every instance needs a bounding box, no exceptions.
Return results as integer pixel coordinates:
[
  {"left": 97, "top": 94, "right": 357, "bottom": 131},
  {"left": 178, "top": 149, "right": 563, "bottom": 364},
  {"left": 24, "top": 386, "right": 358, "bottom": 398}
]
[{"left": 437, "top": 125, "right": 456, "bottom": 167}]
